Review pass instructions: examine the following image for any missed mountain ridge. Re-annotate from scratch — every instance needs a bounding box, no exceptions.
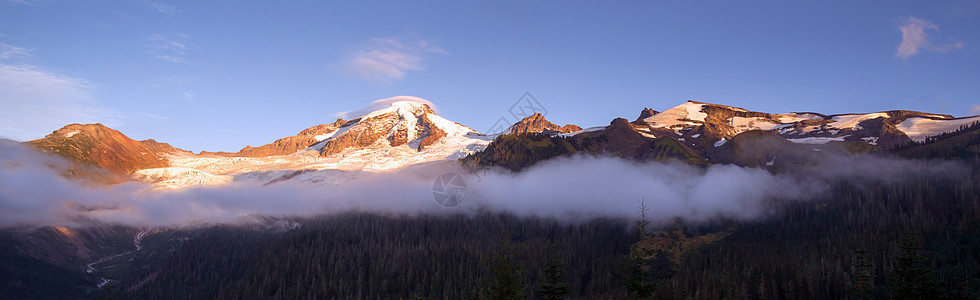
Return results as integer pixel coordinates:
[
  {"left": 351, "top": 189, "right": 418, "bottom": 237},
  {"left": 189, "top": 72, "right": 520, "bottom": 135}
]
[{"left": 22, "top": 99, "right": 980, "bottom": 188}]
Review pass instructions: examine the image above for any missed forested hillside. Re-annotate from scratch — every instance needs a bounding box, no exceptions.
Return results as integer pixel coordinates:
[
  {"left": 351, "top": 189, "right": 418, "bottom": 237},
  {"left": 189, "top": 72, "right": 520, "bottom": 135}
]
[{"left": 78, "top": 164, "right": 977, "bottom": 299}]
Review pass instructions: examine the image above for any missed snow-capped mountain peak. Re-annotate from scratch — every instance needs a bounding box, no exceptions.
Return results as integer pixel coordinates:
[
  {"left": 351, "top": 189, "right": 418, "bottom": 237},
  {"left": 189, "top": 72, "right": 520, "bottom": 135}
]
[{"left": 314, "top": 98, "right": 479, "bottom": 156}]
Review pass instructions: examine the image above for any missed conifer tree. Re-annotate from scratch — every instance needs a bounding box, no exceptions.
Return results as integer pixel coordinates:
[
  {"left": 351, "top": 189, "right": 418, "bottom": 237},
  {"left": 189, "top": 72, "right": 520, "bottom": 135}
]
[
  {"left": 850, "top": 248, "right": 873, "bottom": 300},
  {"left": 624, "top": 200, "right": 656, "bottom": 299},
  {"left": 890, "top": 232, "right": 940, "bottom": 299},
  {"left": 483, "top": 236, "right": 526, "bottom": 300},
  {"left": 537, "top": 244, "right": 570, "bottom": 300}
]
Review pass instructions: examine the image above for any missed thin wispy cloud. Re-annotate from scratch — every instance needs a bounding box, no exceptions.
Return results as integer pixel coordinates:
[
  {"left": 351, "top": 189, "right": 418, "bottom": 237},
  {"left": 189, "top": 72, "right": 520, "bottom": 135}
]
[
  {"left": 970, "top": 104, "right": 980, "bottom": 115},
  {"left": 2, "top": 0, "right": 40, "bottom": 5},
  {"left": 0, "top": 43, "right": 33, "bottom": 60},
  {"left": 146, "top": 33, "right": 192, "bottom": 65},
  {"left": 142, "top": 0, "right": 180, "bottom": 15},
  {"left": 140, "top": 113, "right": 169, "bottom": 120},
  {"left": 896, "top": 17, "right": 964, "bottom": 60},
  {"left": 0, "top": 64, "right": 119, "bottom": 141},
  {"left": 344, "top": 37, "right": 448, "bottom": 82}
]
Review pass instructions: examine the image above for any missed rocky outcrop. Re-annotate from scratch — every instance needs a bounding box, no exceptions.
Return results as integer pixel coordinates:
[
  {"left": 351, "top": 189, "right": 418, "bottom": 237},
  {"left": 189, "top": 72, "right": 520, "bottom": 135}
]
[
  {"left": 507, "top": 113, "right": 581, "bottom": 135},
  {"left": 634, "top": 108, "right": 659, "bottom": 123}
]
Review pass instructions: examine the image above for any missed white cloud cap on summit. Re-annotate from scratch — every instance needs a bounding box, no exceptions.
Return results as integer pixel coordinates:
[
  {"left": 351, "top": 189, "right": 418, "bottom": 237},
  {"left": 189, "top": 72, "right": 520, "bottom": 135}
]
[{"left": 337, "top": 96, "right": 437, "bottom": 119}]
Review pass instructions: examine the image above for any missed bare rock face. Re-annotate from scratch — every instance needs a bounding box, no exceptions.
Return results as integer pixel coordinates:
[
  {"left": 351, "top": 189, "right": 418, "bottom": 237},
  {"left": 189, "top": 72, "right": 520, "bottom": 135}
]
[
  {"left": 634, "top": 108, "right": 659, "bottom": 123},
  {"left": 559, "top": 124, "right": 583, "bottom": 133},
  {"left": 417, "top": 113, "right": 448, "bottom": 150},
  {"left": 234, "top": 119, "right": 347, "bottom": 157},
  {"left": 508, "top": 113, "right": 581, "bottom": 135},
  {"left": 28, "top": 123, "right": 169, "bottom": 175}
]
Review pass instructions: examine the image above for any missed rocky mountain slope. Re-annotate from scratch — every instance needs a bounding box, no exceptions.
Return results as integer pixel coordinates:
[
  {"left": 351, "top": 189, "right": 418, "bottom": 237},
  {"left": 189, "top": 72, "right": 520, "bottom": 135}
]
[
  {"left": 465, "top": 101, "right": 979, "bottom": 171},
  {"left": 632, "top": 101, "right": 974, "bottom": 150},
  {"left": 27, "top": 124, "right": 170, "bottom": 175},
  {"left": 23, "top": 98, "right": 980, "bottom": 188},
  {"left": 205, "top": 119, "right": 348, "bottom": 157}
]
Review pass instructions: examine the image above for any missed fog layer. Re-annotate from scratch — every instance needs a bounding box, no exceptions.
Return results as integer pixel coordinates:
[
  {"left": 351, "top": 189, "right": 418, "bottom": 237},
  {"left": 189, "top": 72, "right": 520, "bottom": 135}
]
[{"left": 0, "top": 141, "right": 967, "bottom": 227}]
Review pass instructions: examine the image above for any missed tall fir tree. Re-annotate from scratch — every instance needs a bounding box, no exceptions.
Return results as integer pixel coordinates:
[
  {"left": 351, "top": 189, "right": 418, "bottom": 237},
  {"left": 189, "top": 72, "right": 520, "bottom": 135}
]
[
  {"left": 623, "top": 199, "right": 656, "bottom": 299},
  {"left": 537, "top": 244, "right": 570, "bottom": 300},
  {"left": 890, "top": 232, "right": 940, "bottom": 300},
  {"left": 850, "top": 248, "right": 873, "bottom": 300},
  {"left": 483, "top": 236, "right": 526, "bottom": 300}
]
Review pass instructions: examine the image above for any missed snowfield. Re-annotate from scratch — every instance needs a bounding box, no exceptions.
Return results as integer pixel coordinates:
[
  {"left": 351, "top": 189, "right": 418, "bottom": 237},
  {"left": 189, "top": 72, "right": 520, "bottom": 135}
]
[
  {"left": 642, "top": 101, "right": 707, "bottom": 129},
  {"left": 829, "top": 113, "right": 890, "bottom": 130},
  {"left": 895, "top": 116, "right": 980, "bottom": 142},
  {"left": 134, "top": 100, "right": 493, "bottom": 189}
]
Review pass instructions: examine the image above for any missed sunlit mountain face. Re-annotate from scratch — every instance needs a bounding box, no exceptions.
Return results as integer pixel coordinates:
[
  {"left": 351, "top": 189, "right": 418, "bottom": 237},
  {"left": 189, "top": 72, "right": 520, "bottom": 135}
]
[{"left": 3, "top": 2, "right": 980, "bottom": 298}]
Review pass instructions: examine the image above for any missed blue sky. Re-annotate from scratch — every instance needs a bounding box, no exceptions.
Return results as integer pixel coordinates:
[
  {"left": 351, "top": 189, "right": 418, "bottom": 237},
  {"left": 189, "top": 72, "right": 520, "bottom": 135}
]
[{"left": 1, "top": 1, "right": 978, "bottom": 152}]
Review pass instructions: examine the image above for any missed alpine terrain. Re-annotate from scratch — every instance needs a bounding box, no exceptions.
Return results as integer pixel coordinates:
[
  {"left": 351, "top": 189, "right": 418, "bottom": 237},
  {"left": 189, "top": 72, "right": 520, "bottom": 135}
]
[{"left": 5, "top": 96, "right": 980, "bottom": 299}]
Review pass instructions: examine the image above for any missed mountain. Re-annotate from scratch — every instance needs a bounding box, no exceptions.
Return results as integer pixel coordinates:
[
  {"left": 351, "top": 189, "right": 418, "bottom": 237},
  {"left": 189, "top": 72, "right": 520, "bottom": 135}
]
[
  {"left": 466, "top": 101, "right": 979, "bottom": 171},
  {"left": 632, "top": 101, "right": 975, "bottom": 150},
  {"left": 464, "top": 117, "right": 708, "bottom": 171},
  {"left": 131, "top": 100, "right": 491, "bottom": 189},
  {"left": 27, "top": 124, "right": 170, "bottom": 175},
  {"left": 506, "top": 113, "right": 582, "bottom": 135},
  {"left": 22, "top": 99, "right": 979, "bottom": 188}
]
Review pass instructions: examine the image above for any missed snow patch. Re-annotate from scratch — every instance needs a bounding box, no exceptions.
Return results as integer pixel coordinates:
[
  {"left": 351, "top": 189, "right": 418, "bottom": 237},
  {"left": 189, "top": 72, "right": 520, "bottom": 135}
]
[
  {"left": 829, "top": 113, "right": 889, "bottom": 130},
  {"left": 713, "top": 138, "right": 727, "bottom": 147},
  {"left": 313, "top": 130, "right": 338, "bottom": 142},
  {"left": 895, "top": 116, "right": 980, "bottom": 142},
  {"left": 63, "top": 131, "right": 79, "bottom": 138},
  {"left": 776, "top": 113, "right": 822, "bottom": 123},
  {"left": 559, "top": 126, "right": 605, "bottom": 137},
  {"left": 642, "top": 102, "right": 707, "bottom": 129},
  {"left": 786, "top": 137, "right": 847, "bottom": 144},
  {"left": 731, "top": 117, "right": 783, "bottom": 132}
]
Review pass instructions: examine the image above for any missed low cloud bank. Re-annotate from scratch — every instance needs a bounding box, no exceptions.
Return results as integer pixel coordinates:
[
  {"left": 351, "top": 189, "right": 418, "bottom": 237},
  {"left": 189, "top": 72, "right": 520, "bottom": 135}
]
[{"left": 0, "top": 141, "right": 968, "bottom": 228}]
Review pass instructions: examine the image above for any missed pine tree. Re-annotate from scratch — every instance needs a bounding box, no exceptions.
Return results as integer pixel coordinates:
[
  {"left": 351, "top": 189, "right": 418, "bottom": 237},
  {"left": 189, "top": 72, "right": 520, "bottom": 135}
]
[
  {"left": 537, "top": 244, "right": 570, "bottom": 300},
  {"left": 483, "top": 237, "right": 526, "bottom": 300},
  {"left": 624, "top": 199, "right": 656, "bottom": 299},
  {"left": 850, "top": 248, "right": 873, "bottom": 300},
  {"left": 890, "top": 232, "right": 940, "bottom": 299}
]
